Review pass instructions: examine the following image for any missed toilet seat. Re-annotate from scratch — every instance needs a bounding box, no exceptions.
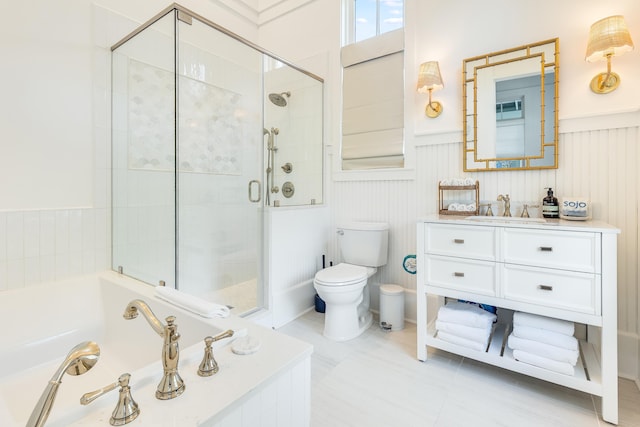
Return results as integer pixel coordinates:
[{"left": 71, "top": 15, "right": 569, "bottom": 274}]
[{"left": 314, "top": 263, "right": 368, "bottom": 287}]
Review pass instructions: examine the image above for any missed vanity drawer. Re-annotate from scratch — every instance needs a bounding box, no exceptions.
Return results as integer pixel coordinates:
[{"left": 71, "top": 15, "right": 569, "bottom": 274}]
[
  {"left": 503, "top": 228, "right": 599, "bottom": 273},
  {"left": 425, "top": 224, "right": 497, "bottom": 261},
  {"left": 426, "top": 255, "right": 496, "bottom": 296},
  {"left": 502, "top": 264, "right": 599, "bottom": 315}
]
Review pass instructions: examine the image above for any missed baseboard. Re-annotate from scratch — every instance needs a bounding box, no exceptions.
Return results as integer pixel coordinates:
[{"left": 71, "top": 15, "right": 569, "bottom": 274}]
[{"left": 272, "top": 279, "right": 316, "bottom": 329}]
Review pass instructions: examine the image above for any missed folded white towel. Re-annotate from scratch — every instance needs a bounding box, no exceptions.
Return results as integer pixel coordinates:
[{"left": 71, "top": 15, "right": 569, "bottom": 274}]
[
  {"left": 435, "top": 320, "right": 492, "bottom": 345},
  {"left": 513, "top": 311, "right": 574, "bottom": 336},
  {"left": 155, "top": 286, "right": 230, "bottom": 318},
  {"left": 437, "top": 330, "right": 488, "bottom": 352},
  {"left": 512, "top": 350, "right": 575, "bottom": 376},
  {"left": 437, "top": 302, "right": 497, "bottom": 329},
  {"left": 507, "top": 334, "right": 579, "bottom": 365},
  {"left": 512, "top": 324, "right": 578, "bottom": 351}
]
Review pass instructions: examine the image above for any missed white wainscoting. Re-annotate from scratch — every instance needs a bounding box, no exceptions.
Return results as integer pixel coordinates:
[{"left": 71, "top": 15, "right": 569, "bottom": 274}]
[{"left": 330, "top": 118, "right": 640, "bottom": 379}]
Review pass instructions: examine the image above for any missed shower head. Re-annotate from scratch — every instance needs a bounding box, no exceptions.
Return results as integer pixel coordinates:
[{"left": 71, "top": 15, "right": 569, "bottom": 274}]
[
  {"left": 27, "top": 341, "right": 100, "bottom": 427},
  {"left": 268, "top": 91, "right": 290, "bottom": 107},
  {"left": 54, "top": 341, "right": 101, "bottom": 381}
]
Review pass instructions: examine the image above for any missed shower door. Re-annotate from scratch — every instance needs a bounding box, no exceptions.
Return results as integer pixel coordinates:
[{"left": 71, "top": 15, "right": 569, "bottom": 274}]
[{"left": 174, "top": 13, "right": 264, "bottom": 314}]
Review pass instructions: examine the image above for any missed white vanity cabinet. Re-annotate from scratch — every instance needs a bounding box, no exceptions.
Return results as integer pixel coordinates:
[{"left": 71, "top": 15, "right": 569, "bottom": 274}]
[{"left": 416, "top": 216, "right": 620, "bottom": 424}]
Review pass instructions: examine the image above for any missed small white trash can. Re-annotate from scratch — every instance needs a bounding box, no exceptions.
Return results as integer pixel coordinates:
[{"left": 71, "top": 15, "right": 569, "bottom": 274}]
[{"left": 379, "top": 284, "right": 404, "bottom": 331}]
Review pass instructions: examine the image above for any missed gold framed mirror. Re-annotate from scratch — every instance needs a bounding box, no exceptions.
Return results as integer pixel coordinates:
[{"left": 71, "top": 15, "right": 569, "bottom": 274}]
[{"left": 463, "top": 39, "right": 559, "bottom": 171}]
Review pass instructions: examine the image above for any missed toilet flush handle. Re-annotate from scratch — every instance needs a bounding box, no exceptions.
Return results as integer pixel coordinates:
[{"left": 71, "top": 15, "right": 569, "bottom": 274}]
[{"left": 337, "top": 229, "right": 344, "bottom": 235}]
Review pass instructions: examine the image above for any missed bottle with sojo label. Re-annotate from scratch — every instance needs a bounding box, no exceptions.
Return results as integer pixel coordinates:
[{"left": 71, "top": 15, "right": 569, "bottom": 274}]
[{"left": 542, "top": 187, "right": 559, "bottom": 218}]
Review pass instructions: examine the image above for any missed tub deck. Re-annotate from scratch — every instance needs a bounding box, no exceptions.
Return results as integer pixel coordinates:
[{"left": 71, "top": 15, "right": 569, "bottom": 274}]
[{"left": 0, "top": 271, "right": 312, "bottom": 426}]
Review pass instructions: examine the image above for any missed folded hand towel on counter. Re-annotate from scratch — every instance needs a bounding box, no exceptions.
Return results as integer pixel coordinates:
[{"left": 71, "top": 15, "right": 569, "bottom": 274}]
[
  {"left": 507, "top": 334, "right": 579, "bottom": 365},
  {"left": 512, "top": 350, "right": 575, "bottom": 376},
  {"left": 437, "top": 330, "right": 488, "bottom": 352},
  {"left": 513, "top": 311, "right": 575, "bottom": 336},
  {"left": 440, "top": 178, "right": 476, "bottom": 186},
  {"left": 435, "top": 320, "right": 492, "bottom": 345},
  {"left": 437, "top": 301, "right": 497, "bottom": 329},
  {"left": 155, "top": 286, "right": 230, "bottom": 318},
  {"left": 512, "top": 324, "right": 578, "bottom": 351}
]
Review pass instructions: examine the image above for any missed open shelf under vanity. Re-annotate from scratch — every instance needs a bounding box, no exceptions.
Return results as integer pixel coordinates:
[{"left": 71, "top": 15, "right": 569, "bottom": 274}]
[{"left": 425, "top": 320, "right": 602, "bottom": 396}]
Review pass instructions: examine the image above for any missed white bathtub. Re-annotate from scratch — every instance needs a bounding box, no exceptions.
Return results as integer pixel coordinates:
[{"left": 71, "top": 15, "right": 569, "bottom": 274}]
[{"left": 0, "top": 271, "right": 312, "bottom": 426}]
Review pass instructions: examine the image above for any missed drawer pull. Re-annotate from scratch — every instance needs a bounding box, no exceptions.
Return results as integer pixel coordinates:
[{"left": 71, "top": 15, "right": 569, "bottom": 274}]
[
  {"left": 539, "top": 246, "right": 553, "bottom": 252},
  {"left": 453, "top": 272, "right": 465, "bottom": 277},
  {"left": 538, "top": 285, "right": 553, "bottom": 291},
  {"left": 453, "top": 239, "right": 465, "bottom": 244}
]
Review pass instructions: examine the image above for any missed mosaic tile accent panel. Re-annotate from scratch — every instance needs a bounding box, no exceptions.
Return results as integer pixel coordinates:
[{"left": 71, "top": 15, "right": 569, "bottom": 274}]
[
  {"left": 128, "top": 60, "right": 175, "bottom": 171},
  {"left": 128, "top": 59, "right": 242, "bottom": 175}
]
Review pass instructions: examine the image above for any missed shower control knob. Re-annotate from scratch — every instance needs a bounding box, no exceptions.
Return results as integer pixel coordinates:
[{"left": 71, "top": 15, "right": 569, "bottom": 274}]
[
  {"left": 282, "top": 182, "right": 295, "bottom": 198},
  {"left": 281, "top": 163, "right": 293, "bottom": 173}
]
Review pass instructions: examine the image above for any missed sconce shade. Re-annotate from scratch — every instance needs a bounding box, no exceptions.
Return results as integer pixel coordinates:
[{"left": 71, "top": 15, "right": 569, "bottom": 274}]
[
  {"left": 585, "top": 15, "right": 634, "bottom": 62},
  {"left": 417, "top": 61, "right": 444, "bottom": 93}
]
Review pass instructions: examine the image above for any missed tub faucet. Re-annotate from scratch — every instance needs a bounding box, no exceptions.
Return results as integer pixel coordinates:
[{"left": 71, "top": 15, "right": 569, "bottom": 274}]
[
  {"left": 123, "top": 299, "right": 185, "bottom": 400},
  {"left": 497, "top": 194, "right": 511, "bottom": 217}
]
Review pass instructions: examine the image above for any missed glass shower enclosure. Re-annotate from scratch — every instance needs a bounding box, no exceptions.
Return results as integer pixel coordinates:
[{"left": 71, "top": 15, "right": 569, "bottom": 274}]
[{"left": 111, "top": 5, "right": 323, "bottom": 315}]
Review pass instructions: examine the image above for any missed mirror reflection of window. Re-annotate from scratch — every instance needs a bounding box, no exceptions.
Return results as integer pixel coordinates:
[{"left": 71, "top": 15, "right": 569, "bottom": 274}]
[{"left": 496, "top": 98, "right": 524, "bottom": 121}]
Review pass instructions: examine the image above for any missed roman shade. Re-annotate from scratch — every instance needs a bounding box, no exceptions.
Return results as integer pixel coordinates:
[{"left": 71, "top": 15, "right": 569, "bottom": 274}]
[{"left": 341, "top": 29, "right": 404, "bottom": 170}]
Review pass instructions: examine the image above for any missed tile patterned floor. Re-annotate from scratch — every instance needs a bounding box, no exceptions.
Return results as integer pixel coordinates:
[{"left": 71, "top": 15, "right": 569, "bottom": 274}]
[{"left": 278, "top": 311, "right": 640, "bottom": 427}]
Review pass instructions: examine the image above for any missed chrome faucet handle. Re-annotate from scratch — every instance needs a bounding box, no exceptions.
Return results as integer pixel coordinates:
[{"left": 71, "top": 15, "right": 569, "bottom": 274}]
[
  {"left": 198, "top": 336, "right": 219, "bottom": 377},
  {"left": 198, "top": 330, "right": 234, "bottom": 377},
  {"left": 485, "top": 203, "right": 494, "bottom": 216},
  {"left": 81, "top": 373, "right": 140, "bottom": 426}
]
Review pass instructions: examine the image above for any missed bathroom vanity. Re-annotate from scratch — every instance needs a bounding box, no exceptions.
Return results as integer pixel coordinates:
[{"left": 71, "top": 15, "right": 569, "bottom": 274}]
[{"left": 416, "top": 216, "right": 620, "bottom": 424}]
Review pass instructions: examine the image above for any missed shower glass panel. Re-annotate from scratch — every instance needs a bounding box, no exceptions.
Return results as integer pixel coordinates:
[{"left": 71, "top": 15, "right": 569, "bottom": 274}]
[
  {"left": 111, "top": 4, "right": 323, "bottom": 317},
  {"left": 112, "top": 12, "right": 176, "bottom": 286},
  {"left": 264, "top": 58, "right": 323, "bottom": 207},
  {"left": 175, "top": 15, "right": 263, "bottom": 314}
]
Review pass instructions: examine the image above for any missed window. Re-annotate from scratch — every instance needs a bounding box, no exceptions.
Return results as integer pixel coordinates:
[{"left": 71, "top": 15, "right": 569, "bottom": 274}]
[
  {"left": 352, "top": 0, "right": 404, "bottom": 43},
  {"left": 341, "top": 1, "right": 405, "bottom": 171}
]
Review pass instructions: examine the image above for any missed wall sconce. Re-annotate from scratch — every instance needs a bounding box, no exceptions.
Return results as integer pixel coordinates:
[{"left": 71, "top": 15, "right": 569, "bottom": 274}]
[
  {"left": 585, "top": 15, "right": 634, "bottom": 94},
  {"left": 417, "top": 61, "right": 444, "bottom": 118}
]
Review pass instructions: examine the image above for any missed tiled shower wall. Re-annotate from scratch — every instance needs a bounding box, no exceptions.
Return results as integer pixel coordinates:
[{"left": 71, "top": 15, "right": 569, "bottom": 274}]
[{"left": 0, "top": 208, "right": 110, "bottom": 290}]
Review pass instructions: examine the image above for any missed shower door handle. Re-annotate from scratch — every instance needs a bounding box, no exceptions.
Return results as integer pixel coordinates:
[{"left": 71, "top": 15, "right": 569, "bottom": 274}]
[{"left": 248, "top": 180, "right": 262, "bottom": 203}]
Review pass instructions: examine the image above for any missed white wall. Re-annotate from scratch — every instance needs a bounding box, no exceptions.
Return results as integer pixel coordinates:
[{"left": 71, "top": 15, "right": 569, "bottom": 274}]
[
  {"left": 0, "top": 0, "right": 260, "bottom": 290},
  {"left": 257, "top": 0, "right": 640, "bottom": 379}
]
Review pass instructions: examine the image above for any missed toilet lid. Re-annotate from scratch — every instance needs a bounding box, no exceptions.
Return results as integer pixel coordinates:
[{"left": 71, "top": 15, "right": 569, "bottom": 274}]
[{"left": 314, "top": 263, "right": 368, "bottom": 286}]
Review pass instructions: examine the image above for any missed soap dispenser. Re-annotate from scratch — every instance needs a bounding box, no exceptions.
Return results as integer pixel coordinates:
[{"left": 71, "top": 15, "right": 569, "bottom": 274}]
[{"left": 542, "top": 187, "right": 559, "bottom": 218}]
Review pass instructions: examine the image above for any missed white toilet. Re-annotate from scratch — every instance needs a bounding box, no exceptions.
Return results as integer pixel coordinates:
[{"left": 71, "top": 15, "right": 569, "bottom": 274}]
[{"left": 314, "top": 222, "right": 389, "bottom": 341}]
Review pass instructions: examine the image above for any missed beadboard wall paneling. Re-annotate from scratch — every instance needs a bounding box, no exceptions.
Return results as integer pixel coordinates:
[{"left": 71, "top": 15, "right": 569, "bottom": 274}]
[
  {"left": 331, "top": 179, "right": 417, "bottom": 290},
  {"left": 331, "top": 126, "right": 640, "bottom": 340}
]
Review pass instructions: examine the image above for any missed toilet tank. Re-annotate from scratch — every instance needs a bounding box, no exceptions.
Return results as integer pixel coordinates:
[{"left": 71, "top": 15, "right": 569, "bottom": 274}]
[{"left": 338, "top": 222, "right": 389, "bottom": 267}]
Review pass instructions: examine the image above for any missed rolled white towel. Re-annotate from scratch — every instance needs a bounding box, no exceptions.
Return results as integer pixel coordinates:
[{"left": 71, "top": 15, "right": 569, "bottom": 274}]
[
  {"left": 437, "top": 330, "right": 487, "bottom": 352},
  {"left": 464, "top": 203, "right": 476, "bottom": 212},
  {"left": 437, "top": 301, "right": 497, "bottom": 329},
  {"left": 440, "top": 179, "right": 451, "bottom": 186},
  {"left": 155, "top": 286, "right": 230, "bottom": 318},
  {"left": 435, "top": 320, "right": 492, "bottom": 345},
  {"left": 448, "top": 203, "right": 460, "bottom": 211},
  {"left": 507, "top": 334, "right": 579, "bottom": 365},
  {"left": 512, "top": 324, "right": 578, "bottom": 351},
  {"left": 513, "top": 311, "right": 574, "bottom": 336},
  {"left": 512, "top": 350, "right": 575, "bottom": 376},
  {"left": 463, "top": 178, "right": 475, "bottom": 185}
]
